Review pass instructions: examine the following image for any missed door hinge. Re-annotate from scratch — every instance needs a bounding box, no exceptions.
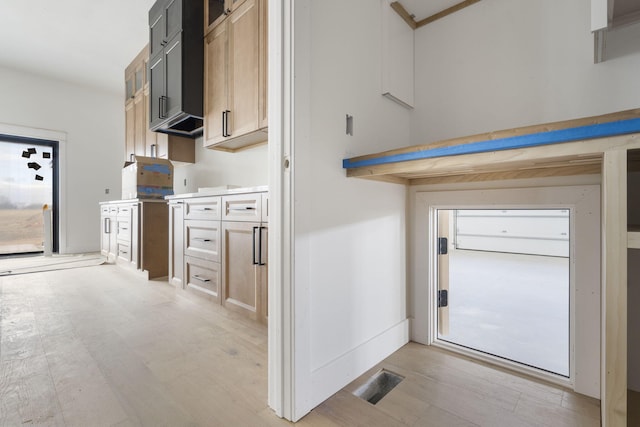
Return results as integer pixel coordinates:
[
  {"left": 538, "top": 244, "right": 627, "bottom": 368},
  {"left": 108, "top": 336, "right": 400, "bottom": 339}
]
[
  {"left": 438, "top": 237, "right": 448, "bottom": 255},
  {"left": 437, "top": 289, "right": 448, "bottom": 308}
]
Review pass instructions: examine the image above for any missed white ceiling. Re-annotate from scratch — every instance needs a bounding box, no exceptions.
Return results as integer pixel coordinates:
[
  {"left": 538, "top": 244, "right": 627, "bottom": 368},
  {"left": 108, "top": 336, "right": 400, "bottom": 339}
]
[
  {"left": 0, "top": 0, "right": 156, "bottom": 95},
  {"left": 2, "top": 0, "right": 633, "bottom": 96}
]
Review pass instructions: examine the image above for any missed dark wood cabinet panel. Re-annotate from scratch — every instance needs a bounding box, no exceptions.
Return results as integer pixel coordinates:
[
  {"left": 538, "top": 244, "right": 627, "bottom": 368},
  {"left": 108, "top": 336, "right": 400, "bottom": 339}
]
[{"left": 148, "top": 0, "right": 203, "bottom": 138}]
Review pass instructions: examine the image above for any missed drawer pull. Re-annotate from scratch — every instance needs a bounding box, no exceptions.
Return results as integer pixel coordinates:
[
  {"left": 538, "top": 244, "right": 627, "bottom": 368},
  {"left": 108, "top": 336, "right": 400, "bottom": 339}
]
[
  {"left": 194, "top": 238, "right": 212, "bottom": 242},
  {"left": 229, "top": 206, "right": 256, "bottom": 211},
  {"left": 193, "top": 275, "right": 211, "bottom": 283},
  {"left": 120, "top": 251, "right": 128, "bottom": 255},
  {"left": 194, "top": 207, "right": 214, "bottom": 211}
]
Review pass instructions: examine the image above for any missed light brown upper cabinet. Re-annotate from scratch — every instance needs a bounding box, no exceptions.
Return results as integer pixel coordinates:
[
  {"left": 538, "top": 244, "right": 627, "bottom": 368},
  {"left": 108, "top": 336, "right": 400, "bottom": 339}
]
[
  {"left": 203, "top": 0, "right": 268, "bottom": 152},
  {"left": 124, "top": 45, "right": 195, "bottom": 164},
  {"left": 124, "top": 47, "right": 149, "bottom": 162}
]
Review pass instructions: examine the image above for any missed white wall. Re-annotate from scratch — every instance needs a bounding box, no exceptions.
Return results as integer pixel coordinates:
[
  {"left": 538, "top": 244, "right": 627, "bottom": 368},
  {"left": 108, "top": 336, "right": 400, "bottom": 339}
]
[
  {"left": 0, "top": 66, "right": 122, "bottom": 254},
  {"left": 0, "top": 64, "right": 268, "bottom": 252},
  {"left": 172, "top": 140, "right": 267, "bottom": 194},
  {"left": 411, "top": 0, "right": 640, "bottom": 145},
  {"left": 291, "top": 0, "right": 411, "bottom": 419}
]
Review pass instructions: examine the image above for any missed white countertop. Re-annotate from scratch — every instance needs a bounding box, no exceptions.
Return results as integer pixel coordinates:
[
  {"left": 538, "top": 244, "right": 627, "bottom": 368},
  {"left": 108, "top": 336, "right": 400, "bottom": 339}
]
[
  {"left": 99, "top": 198, "right": 168, "bottom": 205},
  {"left": 165, "top": 185, "right": 268, "bottom": 200}
]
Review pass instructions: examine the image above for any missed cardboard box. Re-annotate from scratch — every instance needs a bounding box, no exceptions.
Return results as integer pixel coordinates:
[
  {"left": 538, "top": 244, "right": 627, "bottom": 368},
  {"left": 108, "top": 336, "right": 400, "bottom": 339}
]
[{"left": 122, "top": 156, "right": 174, "bottom": 199}]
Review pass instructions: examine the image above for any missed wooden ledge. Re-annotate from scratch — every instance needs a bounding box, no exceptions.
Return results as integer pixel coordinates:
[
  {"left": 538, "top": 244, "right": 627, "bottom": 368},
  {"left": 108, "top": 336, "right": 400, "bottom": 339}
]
[{"left": 343, "top": 109, "right": 640, "bottom": 184}]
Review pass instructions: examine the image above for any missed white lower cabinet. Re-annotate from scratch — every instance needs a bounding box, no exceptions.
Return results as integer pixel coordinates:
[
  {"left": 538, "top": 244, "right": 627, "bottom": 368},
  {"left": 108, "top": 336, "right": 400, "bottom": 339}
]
[
  {"left": 99, "top": 200, "right": 168, "bottom": 279},
  {"left": 168, "top": 201, "right": 184, "bottom": 287},
  {"left": 169, "top": 190, "right": 268, "bottom": 324}
]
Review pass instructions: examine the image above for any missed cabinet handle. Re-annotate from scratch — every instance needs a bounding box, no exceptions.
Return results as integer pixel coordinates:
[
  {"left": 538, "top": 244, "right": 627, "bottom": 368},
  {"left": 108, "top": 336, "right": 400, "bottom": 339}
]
[
  {"left": 221, "top": 111, "right": 227, "bottom": 137},
  {"left": 259, "top": 226, "right": 266, "bottom": 266},
  {"left": 252, "top": 226, "right": 259, "bottom": 265},
  {"left": 159, "top": 96, "right": 168, "bottom": 119},
  {"left": 222, "top": 110, "right": 231, "bottom": 137},
  {"left": 229, "top": 206, "right": 256, "bottom": 211},
  {"left": 150, "top": 144, "right": 157, "bottom": 158},
  {"left": 194, "top": 238, "right": 212, "bottom": 243},
  {"left": 104, "top": 217, "right": 111, "bottom": 234},
  {"left": 193, "top": 275, "right": 211, "bottom": 283}
]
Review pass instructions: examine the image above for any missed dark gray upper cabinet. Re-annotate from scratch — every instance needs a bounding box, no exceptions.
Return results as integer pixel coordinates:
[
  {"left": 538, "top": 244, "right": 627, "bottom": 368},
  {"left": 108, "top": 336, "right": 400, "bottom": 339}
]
[{"left": 148, "top": 0, "right": 203, "bottom": 138}]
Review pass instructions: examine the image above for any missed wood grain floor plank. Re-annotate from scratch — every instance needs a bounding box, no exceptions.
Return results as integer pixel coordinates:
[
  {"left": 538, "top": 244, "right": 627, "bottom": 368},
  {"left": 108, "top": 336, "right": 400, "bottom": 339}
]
[
  {"left": 0, "top": 356, "right": 65, "bottom": 426},
  {"left": 0, "top": 265, "right": 601, "bottom": 426}
]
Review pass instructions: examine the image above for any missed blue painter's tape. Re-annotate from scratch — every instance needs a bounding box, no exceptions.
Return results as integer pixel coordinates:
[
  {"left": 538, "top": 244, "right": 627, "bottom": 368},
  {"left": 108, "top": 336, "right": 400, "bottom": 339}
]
[
  {"left": 342, "top": 118, "right": 640, "bottom": 169},
  {"left": 142, "top": 164, "right": 172, "bottom": 174},
  {"left": 137, "top": 186, "right": 174, "bottom": 197}
]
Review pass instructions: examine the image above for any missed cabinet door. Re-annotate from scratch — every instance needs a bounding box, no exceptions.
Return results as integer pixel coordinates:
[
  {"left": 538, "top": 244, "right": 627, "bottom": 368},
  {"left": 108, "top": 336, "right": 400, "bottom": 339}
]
[
  {"left": 148, "top": 53, "right": 165, "bottom": 129},
  {"left": 164, "top": 0, "right": 182, "bottom": 42},
  {"left": 206, "top": 0, "right": 227, "bottom": 32},
  {"left": 130, "top": 204, "right": 140, "bottom": 269},
  {"left": 149, "top": 5, "right": 165, "bottom": 59},
  {"left": 221, "top": 221, "right": 261, "bottom": 320},
  {"left": 125, "top": 74, "right": 135, "bottom": 101},
  {"left": 169, "top": 202, "right": 184, "bottom": 287},
  {"left": 228, "top": 0, "right": 259, "bottom": 138},
  {"left": 204, "top": 22, "right": 228, "bottom": 146},
  {"left": 227, "top": 0, "right": 248, "bottom": 14},
  {"left": 258, "top": 0, "right": 268, "bottom": 129},
  {"left": 100, "top": 212, "right": 111, "bottom": 256},
  {"left": 257, "top": 225, "right": 267, "bottom": 324},
  {"left": 164, "top": 33, "right": 183, "bottom": 121},
  {"left": 133, "top": 92, "right": 146, "bottom": 156},
  {"left": 125, "top": 100, "right": 135, "bottom": 162},
  {"left": 144, "top": 86, "right": 158, "bottom": 156}
]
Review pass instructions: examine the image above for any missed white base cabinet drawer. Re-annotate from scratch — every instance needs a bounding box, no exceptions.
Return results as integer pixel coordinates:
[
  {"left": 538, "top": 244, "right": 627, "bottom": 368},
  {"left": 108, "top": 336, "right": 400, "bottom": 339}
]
[
  {"left": 185, "top": 256, "right": 221, "bottom": 301},
  {"left": 184, "top": 197, "right": 222, "bottom": 220},
  {"left": 116, "top": 242, "right": 132, "bottom": 263},
  {"left": 222, "top": 193, "right": 262, "bottom": 222},
  {"left": 184, "top": 219, "right": 221, "bottom": 262}
]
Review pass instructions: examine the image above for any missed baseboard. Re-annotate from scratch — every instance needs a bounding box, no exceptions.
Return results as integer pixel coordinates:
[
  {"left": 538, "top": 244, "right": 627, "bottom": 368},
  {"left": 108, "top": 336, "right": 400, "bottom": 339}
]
[{"left": 307, "top": 319, "right": 409, "bottom": 413}]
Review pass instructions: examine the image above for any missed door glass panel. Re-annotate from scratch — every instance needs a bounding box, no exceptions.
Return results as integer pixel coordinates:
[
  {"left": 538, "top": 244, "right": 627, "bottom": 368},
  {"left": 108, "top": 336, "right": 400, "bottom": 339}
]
[
  {"left": 437, "top": 209, "right": 570, "bottom": 377},
  {"left": 0, "top": 140, "right": 53, "bottom": 255}
]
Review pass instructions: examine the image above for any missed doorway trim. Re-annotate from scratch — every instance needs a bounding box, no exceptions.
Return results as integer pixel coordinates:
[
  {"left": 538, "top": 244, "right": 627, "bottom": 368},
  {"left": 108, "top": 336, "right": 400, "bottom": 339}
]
[
  {"left": 0, "top": 134, "right": 60, "bottom": 254},
  {"left": 410, "top": 184, "right": 601, "bottom": 398},
  {"left": 0, "top": 123, "right": 67, "bottom": 253}
]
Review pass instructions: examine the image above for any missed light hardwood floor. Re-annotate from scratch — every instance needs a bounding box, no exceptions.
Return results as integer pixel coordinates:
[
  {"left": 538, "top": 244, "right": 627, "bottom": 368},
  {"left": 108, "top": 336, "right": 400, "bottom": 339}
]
[{"left": 1, "top": 264, "right": 601, "bottom": 426}]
